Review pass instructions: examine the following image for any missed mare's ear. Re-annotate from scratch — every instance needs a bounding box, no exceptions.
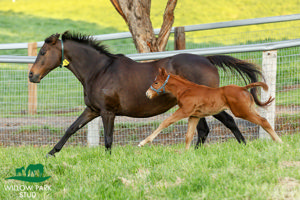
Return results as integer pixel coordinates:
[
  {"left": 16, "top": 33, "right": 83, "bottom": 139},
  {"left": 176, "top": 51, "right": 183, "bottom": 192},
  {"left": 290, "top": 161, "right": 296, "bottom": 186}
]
[
  {"left": 45, "top": 33, "right": 60, "bottom": 45},
  {"left": 52, "top": 33, "right": 60, "bottom": 45}
]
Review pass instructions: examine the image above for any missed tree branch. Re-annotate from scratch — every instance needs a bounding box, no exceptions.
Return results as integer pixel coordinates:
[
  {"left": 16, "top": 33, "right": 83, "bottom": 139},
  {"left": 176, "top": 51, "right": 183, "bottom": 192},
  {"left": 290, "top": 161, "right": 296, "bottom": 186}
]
[
  {"left": 110, "top": 0, "right": 128, "bottom": 23},
  {"left": 157, "top": 0, "right": 177, "bottom": 51}
]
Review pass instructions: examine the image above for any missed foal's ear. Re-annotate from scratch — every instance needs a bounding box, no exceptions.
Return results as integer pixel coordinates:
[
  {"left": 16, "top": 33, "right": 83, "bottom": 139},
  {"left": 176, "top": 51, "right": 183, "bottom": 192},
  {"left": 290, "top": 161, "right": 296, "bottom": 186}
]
[{"left": 160, "top": 68, "right": 168, "bottom": 76}]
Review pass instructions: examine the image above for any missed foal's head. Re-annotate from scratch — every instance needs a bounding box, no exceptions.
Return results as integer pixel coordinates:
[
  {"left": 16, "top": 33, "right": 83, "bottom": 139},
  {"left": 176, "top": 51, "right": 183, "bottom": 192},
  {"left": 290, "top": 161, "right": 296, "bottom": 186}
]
[
  {"left": 146, "top": 68, "right": 170, "bottom": 99},
  {"left": 29, "top": 33, "right": 62, "bottom": 83}
]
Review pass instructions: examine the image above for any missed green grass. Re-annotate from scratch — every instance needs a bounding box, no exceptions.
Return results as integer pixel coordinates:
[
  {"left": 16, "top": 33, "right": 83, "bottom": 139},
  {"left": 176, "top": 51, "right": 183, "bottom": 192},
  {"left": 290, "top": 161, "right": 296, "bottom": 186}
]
[{"left": 1, "top": 134, "right": 299, "bottom": 199}]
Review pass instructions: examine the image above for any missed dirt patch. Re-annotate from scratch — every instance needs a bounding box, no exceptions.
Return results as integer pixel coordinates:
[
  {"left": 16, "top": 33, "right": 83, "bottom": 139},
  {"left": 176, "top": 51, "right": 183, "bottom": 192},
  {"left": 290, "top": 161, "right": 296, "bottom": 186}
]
[
  {"left": 272, "top": 177, "right": 300, "bottom": 200},
  {"left": 280, "top": 84, "right": 300, "bottom": 92},
  {"left": 280, "top": 161, "right": 300, "bottom": 168},
  {"left": 0, "top": 105, "right": 298, "bottom": 146}
]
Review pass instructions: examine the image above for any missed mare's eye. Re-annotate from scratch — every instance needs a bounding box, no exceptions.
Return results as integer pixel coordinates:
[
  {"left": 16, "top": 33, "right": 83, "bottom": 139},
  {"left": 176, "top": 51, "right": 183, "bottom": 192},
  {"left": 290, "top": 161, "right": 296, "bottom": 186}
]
[
  {"left": 40, "top": 51, "right": 46, "bottom": 56},
  {"left": 154, "top": 82, "right": 158, "bottom": 85}
]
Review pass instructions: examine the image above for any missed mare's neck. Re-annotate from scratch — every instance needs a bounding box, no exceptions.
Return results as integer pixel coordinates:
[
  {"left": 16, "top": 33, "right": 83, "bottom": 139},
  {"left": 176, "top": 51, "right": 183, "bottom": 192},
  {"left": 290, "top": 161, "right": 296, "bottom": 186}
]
[{"left": 63, "top": 41, "right": 111, "bottom": 86}]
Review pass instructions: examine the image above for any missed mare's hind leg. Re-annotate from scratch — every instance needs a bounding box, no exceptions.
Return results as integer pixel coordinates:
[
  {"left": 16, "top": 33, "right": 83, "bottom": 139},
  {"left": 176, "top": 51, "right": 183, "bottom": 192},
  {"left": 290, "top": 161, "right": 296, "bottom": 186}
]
[
  {"left": 101, "top": 111, "right": 116, "bottom": 152},
  {"left": 195, "top": 118, "right": 209, "bottom": 148},
  {"left": 139, "top": 108, "right": 188, "bottom": 147},
  {"left": 186, "top": 117, "right": 200, "bottom": 149},
  {"left": 213, "top": 111, "right": 246, "bottom": 145}
]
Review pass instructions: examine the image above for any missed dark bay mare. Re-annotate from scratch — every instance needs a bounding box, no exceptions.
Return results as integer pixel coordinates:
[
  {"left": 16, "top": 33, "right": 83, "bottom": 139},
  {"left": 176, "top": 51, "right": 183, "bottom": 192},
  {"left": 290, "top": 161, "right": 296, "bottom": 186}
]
[{"left": 29, "top": 32, "right": 262, "bottom": 157}]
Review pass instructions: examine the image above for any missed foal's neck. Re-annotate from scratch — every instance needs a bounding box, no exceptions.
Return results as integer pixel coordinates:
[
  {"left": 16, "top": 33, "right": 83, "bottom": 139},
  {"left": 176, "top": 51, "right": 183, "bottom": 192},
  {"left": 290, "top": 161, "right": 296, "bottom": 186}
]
[{"left": 166, "top": 75, "right": 199, "bottom": 96}]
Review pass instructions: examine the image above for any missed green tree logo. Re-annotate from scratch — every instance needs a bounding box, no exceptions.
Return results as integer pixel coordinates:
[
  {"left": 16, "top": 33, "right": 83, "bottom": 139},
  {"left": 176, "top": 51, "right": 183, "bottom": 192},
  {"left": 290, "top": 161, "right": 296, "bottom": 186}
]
[{"left": 6, "top": 164, "right": 50, "bottom": 183}]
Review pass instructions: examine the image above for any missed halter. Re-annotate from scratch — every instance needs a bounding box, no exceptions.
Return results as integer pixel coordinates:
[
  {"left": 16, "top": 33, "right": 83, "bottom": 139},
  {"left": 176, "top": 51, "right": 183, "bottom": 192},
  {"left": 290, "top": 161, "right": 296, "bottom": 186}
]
[
  {"left": 59, "top": 40, "right": 69, "bottom": 68},
  {"left": 150, "top": 74, "right": 170, "bottom": 95}
]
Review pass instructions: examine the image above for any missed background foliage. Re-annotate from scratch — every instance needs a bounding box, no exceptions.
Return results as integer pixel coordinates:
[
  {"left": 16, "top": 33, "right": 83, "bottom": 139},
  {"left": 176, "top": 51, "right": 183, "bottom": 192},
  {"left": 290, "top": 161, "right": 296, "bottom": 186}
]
[{"left": 0, "top": 0, "right": 299, "bottom": 43}]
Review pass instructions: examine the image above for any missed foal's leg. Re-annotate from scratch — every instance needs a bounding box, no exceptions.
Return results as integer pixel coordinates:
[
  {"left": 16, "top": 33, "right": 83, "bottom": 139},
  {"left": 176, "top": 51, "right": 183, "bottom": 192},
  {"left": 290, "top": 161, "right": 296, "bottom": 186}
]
[
  {"left": 213, "top": 111, "right": 246, "bottom": 144},
  {"left": 47, "top": 107, "right": 99, "bottom": 157},
  {"left": 195, "top": 118, "right": 209, "bottom": 148},
  {"left": 185, "top": 117, "right": 200, "bottom": 149},
  {"left": 230, "top": 104, "right": 283, "bottom": 143},
  {"left": 241, "top": 113, "right": 282, "bottom": 143},
  {"left": 138, "top": 109, "right": 188, "bottom": 147}
]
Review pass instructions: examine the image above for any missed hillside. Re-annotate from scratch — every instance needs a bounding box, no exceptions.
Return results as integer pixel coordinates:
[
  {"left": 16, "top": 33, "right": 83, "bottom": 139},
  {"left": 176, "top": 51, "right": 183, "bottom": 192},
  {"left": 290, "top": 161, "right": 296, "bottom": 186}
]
[{"left": 0, "top": 0, "right": 299, "bottom": 45}]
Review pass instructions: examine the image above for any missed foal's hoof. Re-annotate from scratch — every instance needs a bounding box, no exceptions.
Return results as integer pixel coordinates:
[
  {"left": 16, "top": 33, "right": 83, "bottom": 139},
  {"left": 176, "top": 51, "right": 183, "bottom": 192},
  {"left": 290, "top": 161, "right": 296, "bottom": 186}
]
[{"left": 138, "top": 143, "right": 144, "bottom": 148}]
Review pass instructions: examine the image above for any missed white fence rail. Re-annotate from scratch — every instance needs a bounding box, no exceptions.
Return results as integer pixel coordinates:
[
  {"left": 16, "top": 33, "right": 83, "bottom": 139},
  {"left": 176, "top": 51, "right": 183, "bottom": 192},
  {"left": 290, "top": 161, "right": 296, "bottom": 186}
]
[
  {"left": 1, "top": 39, "right": 300, "bottom": 63},
  {"left": 1, "top": 14, "right": 299, "bottom": 50}
]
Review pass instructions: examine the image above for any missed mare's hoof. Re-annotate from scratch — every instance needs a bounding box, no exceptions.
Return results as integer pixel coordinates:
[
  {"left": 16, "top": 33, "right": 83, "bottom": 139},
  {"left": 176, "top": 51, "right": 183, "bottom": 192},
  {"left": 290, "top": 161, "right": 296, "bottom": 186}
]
[{"left": 46, "top": 153, "right": 55, "bottom": 159}]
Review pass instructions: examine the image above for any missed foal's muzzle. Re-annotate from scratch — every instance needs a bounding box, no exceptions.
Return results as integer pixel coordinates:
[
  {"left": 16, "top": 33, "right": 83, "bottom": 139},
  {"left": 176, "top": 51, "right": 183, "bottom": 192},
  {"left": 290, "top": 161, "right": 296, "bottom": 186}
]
[
  {"left": 29, "top": 72, "right": 40, "bottom": 83},
  {"left": 146, "top": 89, "right": 155, "bottom": 99}
]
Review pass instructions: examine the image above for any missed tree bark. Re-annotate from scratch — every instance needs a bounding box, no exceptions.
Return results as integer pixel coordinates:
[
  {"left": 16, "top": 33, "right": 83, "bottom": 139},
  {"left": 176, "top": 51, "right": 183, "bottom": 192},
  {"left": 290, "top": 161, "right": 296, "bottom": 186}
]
[
  {"left": 157, "top": 0, "right": 177, "bottom": 51},
  {"left": 110, "top": 0, "right": 177, "bottom": 53}
]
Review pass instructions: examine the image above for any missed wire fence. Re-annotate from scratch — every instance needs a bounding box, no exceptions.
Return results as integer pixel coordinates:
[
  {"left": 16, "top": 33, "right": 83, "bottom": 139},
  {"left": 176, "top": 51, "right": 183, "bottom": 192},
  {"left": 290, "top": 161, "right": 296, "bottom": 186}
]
[
  {"left": 0, "top": 46, "right": 299, "bottom": 147},
  {"left": 0, "top": 21, "right": 299, "bottom": 147}
]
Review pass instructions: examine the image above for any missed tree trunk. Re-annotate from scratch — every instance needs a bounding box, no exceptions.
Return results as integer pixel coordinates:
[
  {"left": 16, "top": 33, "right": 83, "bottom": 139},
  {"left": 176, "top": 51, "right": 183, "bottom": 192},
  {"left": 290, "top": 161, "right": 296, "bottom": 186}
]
[{"left": 110, "top": 0, "right": 177, "bottom": 53}]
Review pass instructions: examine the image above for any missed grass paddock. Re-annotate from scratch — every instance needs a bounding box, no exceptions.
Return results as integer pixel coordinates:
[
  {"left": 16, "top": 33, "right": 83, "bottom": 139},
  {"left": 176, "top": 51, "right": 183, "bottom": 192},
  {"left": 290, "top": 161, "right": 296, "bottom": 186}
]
[{"left": 1, "top": 134, "right": 300, "bottom": 199}]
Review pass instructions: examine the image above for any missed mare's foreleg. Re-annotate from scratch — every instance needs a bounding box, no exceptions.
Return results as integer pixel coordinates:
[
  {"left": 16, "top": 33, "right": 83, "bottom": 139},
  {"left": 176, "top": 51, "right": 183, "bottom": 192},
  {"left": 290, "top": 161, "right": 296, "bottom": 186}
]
[
  {"left": 195, "top": 118, "right": 209, "bottom": 148},
  {"left": 213, "top": 111, "right": 246, "bottom": 144},
  {"left": 101, "top": 111, "right": 116, "bottom": 153},
  {"left": 47, "top": 107, "right": 99, "bottom": 157},
  {"left": 186, "top": 117, "right": 200, "bottom": 149},
  {"left": 138, "top": 109, "right": 187, "bottom": 147}
]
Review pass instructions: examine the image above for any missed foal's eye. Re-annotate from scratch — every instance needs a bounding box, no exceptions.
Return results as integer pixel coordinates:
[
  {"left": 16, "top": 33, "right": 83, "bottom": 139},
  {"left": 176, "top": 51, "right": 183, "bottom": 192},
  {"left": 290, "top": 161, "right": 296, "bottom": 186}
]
[{"left": 40, "top": 51, "right": 46, "bottom": 56}]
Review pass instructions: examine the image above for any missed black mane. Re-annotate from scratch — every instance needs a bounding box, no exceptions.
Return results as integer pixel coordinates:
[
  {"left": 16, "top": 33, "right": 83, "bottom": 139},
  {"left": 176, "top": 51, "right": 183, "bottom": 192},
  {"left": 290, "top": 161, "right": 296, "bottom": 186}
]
[{"left": 61, "top": 31, "right": 122, "bottom": 58}]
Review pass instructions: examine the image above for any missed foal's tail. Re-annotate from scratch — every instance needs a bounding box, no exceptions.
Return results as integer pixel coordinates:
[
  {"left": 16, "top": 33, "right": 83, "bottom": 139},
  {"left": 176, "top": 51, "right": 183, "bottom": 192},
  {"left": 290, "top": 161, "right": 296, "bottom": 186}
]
[
  {"left": 206, "top": 55, "right": 264, "bottom": 107},
  {"left": 243, "top": 82, "right": 274, "bottom": 107}
]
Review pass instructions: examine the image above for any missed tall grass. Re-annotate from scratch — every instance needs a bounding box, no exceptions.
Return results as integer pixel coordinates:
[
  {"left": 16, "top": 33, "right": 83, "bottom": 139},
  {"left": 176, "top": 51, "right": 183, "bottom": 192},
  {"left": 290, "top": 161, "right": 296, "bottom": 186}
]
[{"left": 1, "top": 134, "right": 299, "bottom": 199}]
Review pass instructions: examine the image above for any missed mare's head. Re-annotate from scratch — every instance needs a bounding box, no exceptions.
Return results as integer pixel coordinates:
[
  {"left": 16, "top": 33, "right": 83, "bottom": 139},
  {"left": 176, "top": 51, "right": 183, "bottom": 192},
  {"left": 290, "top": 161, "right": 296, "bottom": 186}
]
[
  {"left": 146, "top": 68, "right": 170, "bottom": 99},
  {"left": 29, "top": 33, "right": 62, "bottom": 83}
]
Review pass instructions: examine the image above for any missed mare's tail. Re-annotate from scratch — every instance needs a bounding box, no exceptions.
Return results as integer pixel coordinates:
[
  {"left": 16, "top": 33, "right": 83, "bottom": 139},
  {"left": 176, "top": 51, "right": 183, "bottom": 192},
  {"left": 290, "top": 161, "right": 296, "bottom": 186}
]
[
  {"left": 243, "top": 82, "right": 274, "bottom": 107},
  {"left": 206, "top": 55, "right": 264, "bottom": 107}
]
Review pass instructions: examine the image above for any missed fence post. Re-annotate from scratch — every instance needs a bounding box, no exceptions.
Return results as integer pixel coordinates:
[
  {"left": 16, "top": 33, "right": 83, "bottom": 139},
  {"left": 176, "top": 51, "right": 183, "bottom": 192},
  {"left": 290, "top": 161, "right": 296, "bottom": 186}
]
[
  {"left": 259, "top": 50, "right": 277, "bottom": 139},
  {"left": 87, "top": 117, "right": 100, "bottom": 147},
  {"left": 174, "top": 27, "right": 186, "bottom": 50},
  {"left": 28, "top": 42, "right": 37, "bottom": 115}
]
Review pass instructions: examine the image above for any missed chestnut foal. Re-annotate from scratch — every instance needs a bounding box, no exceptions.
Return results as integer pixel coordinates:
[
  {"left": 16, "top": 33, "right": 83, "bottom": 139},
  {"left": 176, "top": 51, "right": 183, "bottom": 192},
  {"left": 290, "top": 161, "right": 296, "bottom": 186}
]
[{"left": 139, "top": 68, "right": 283, "bottom": 149}]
